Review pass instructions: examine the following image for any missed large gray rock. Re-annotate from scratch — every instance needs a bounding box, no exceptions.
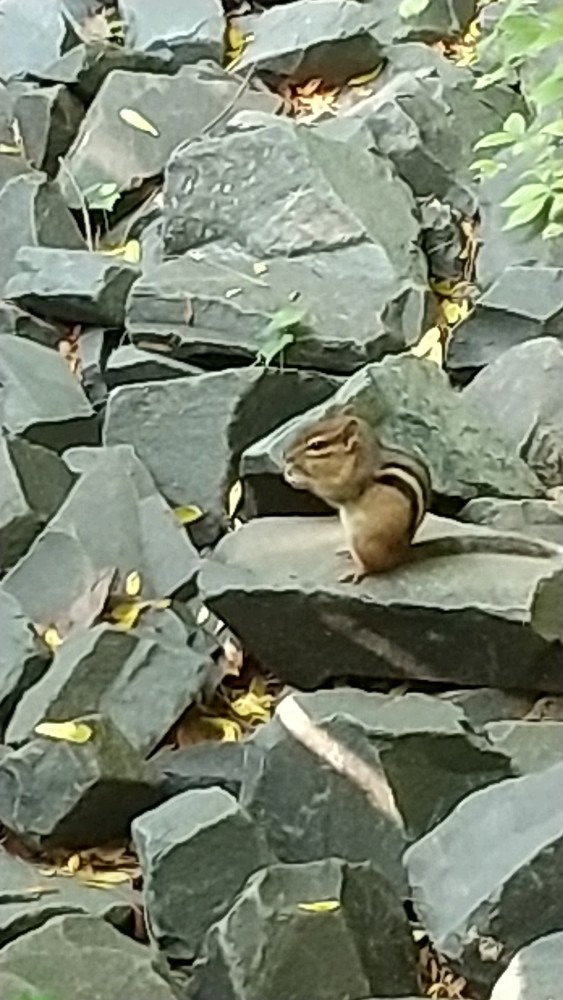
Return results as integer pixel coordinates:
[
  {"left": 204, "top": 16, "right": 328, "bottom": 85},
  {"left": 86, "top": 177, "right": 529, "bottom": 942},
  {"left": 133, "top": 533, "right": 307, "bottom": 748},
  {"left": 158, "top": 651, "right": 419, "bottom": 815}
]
[
  {"left": 241, "top": 356, "right": 542, "bottom": 512},
  {"left": 133, "top": 787, "right": 274, "bottom": 960},
  {"left": 104, "top": 368, "right": 338, "bottom": 544},
  {"left": 0, "top": 300, "right": 64, "bottom": 346},
  {"left": 199, "top": 514, "right": 563, "bottom": 692},
  {"left": 0, "top": 913, "right": 177, "bottom": 1000},
  {"left": 10, "top": 81, "right": 84, "bottom": 177},
  {"left": 58, "top": 63, "right": 281, "bottom": 208},
  {"left": 405, "top": 762, "right": 563, "bottom": 994},
  {"left": 6, "top": 615, "right": 216, "bottom": 755},
  {"left": 490, "top": 932, "right": 563, "bottom": 1000},
  {"left": 189, "top": 859, "right": 419, "bottom": 1000},
  {"left": 461, "top": 497, "right": 563, "bottom": 546},
  {"left": 120, "top": 0, "right": 225, "bottom": 66},
  {"left": 0, "top": 715, "right": 163, "bottom": 849},
  {"left": 2, "top": 446, "right": 199, "bottom": 627},
  {"left": 0, "top": 590, "right": 48, "bottom": 739},
  {"left": 0, "top": 336, "right": 97, "bottom": 452},
  {"left": 484, "top": 720, "right": 563, "bottom": 775},
  {"left": 238, "top": 689, "right": 511, "bottom": 892},
  {"left": 0, "top": 0, "right": 72, "bottom": 81}
]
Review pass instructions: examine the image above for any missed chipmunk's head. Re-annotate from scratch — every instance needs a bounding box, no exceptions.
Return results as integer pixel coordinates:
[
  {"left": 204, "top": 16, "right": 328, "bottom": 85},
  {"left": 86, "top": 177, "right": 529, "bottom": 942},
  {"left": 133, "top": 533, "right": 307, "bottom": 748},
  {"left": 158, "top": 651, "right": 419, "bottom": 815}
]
[{"left": 283, "top": 411, "right": 381, "bottom": 506}]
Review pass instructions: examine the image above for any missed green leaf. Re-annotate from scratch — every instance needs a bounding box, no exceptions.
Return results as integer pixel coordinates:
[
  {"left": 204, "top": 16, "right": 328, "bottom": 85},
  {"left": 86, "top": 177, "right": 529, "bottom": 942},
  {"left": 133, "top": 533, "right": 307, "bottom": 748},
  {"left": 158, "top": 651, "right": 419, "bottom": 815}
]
[
  {"left": 261, "top": 305, "right": 309, "bottom": 338},
  {"left": 474, "top": 131, "right": 516, "bottom": 150},
  {"left": 549, "top": 193, "right": 563, "bottom": 220},
  {"left": 503, "top": 112, "right": 527, "bottom": 136},
  {"left": 474, "top": 67, "right": 511, "bottom": 90},
  {"left": 543, "top": 222, "right": 563, "bottom": 239},
  {"left": 530, "top": 69, "right": 563, "bottom": 109},
  {"left": 503, "top": 198, "right": 548, "bottom": 230},
  {"left": 399, "top": 0, "right": 429, "bottom": 17},
  {"left": 541, "top": 119, "right": 563, "bottom": 138},
  {"left": 501, "top": 183, "right": 550, "bottom": 208},
  {"left": 256, "top": 329, "right": 296, "bottom": 367},
  {"left": 82, "top": 181, "right": 120, "bottom": 211},
  {"left": 469, "top": 158, "right": 505, "bottom": 177}
]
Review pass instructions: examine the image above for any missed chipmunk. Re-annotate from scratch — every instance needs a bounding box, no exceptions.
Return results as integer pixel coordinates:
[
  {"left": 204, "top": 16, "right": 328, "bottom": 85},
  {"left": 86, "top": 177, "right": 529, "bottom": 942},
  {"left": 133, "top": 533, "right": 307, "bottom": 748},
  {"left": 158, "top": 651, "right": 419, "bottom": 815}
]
[{"left": 283, "top": 411, "right": 562, "bottom": 582}]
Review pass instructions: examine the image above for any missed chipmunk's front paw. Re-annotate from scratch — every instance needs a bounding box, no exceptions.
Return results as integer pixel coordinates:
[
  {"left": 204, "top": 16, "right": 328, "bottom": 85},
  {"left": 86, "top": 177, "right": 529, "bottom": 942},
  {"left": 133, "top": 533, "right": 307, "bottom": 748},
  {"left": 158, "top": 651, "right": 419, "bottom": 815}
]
[
  {"left": 336, "top": 546, "right": 352, "bottom": 558},
  {"left": 338, "top": 569, "right": 365, "bottom": 584}
]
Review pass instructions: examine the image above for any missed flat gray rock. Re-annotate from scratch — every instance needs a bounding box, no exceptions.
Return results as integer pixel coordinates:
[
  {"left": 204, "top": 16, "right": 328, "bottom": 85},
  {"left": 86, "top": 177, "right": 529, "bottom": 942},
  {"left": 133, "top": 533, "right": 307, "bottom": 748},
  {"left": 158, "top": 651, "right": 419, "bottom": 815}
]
[
  {"left": 490, "top": 932, "right": 563, "bottom": 1000},
  {"left": 439, "top": 687, "right": 534, "bottom": 727},
  {"left": 133, "top": 787, "right": 274, "bottom": 960},
  {"left": 241, "top": 356, "right": 542, "bottom": 509},
  {"left": 0, "top": 301, "right": 64, "bottom": 345},
  {"left": 120, "top": 0, "right": 225, "bottom": 65},
  {"left": 0, "top": 913, "right": 177, "bottom": 1000},
  {"left": 461, "top": 497, "right": 563, "bottom": 546},
  {"left": 0, "top": 0, "right": 71, "bottom": 81},
  {"left": 105, "top": 344, "right": 202, "bottom": 388},
  {"left": 11, "top": 81, "right": 84, "bottom": 177},
  {"left": 484, "top": 720, "right": 563, "bottom": 774},
  {"left": 405, "top": 762, "right": 563, "bottom": 994},
  {"left": 199, "top": 514, "right": 563, "bottom": 691},
  {"left": 189, "top": 858, "right": 418, "bottom": 1000},
  {"left": 0, "top": 590, "right": 48, "bottom": 738}
]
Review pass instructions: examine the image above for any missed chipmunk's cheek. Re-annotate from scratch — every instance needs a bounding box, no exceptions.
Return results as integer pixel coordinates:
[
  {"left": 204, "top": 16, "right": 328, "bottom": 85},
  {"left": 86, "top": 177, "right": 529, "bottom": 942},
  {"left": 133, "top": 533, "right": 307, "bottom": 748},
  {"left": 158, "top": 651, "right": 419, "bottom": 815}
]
[{"left": 283, "top": 465, "right": 306, "bottom": 489}]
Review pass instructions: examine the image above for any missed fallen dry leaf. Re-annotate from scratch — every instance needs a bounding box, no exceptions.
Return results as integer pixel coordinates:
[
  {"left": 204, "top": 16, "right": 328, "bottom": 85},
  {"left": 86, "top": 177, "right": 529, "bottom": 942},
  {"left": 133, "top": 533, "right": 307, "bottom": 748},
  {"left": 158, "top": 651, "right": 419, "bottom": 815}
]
[{"left": 35, "top": 721, "right": 93, "bottom": 745}]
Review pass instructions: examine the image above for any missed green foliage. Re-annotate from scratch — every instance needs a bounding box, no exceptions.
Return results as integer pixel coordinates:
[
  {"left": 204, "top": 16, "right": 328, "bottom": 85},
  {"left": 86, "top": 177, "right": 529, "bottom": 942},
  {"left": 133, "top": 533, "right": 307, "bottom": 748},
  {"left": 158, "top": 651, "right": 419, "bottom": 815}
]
[
  {"left": 82, "top": 181, "right": 121, "bottom": 212},
  {"left": 472, "top": 0, "right": 563, "bottom": 237},
  {"left": 255, "top": 305, "right": 310, "bottom": 367},
  {"left": 399, "top": 0, "right": 431, "bottom": 18}
]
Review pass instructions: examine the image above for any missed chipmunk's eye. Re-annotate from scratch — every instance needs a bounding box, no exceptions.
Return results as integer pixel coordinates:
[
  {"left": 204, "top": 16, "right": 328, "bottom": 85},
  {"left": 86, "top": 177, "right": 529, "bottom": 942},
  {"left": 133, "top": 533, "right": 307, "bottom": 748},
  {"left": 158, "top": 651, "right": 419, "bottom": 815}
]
[{"left": 307, "top": 438, "right": 326, "bottom": 452}]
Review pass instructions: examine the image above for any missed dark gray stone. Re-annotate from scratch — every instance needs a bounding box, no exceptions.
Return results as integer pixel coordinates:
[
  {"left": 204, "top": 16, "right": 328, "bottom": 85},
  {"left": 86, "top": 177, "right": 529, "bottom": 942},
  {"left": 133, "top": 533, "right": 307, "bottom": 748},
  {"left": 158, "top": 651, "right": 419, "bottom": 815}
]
[
  {"left": 490, "top": 932, "right": 563, "bottom": 1000},
  {"left": 189, "top": 859, "right": 418, "bottom": 1000},
  {"left": 484, "top": 720, "right": 563, "bottom": 775},
  {"left": 104, "top": 368, "right": 338, "bottom": 544},
  {"left": 155, "top": 741, "right": 251, "bottom": 799},
  {"left": 6, "top": 615, "right": 216, "bottom": 755},
  {"left": 0, "top": 0, "right": 72, "bottom": 81},
  {"left": 2, "top": 446, "right": 199, "bottom": 626},
  {"left": 0, "top": 715, "right": 163, "bottom": 849},
  {"left": 35, "top": 40, "right": 174, "bottom": 104},
  {"left": 405, "top": 762, "right": 563, "bottom": 995},
  {"left": 132, "top": 787, "right": 274, "bottom": 960},
  {"left": 105, "top": 344, "right": 202, "bottom": 387},
  {"left": 58, "top": 63, "right": 281, "bottom": 208},
  {"left": 0, "top": 336, "right": 98, "bottom": 452},
  {"left": 461, "top": 498, "right": 563, "bottom": 546},
  {"left": 241, "top": 356, "right": 542, "bottom": 509},
  {"left": 439, "top": 687, "right": 534, "bottom": 727},
  {"left": 199, "top": 514, "right": 563, "bottom": 692},
  {"left": 0, "top": 846, "right": 135, "bottom": 944},
  {"left": 0, "top": 300, "right": 65, "bottom": 346},
  {"left": 11, "top": 82, "right": 84, "bottom": 177},
  {"left": 126, "top": 244, "right": 428, "bottom": 375},
  {"left": 239, "top": 690, "right": 511, "bottom": 890},
  {"left": 233, "top": 1, "right": 383, "bottom": 85},
  {"left": 76, "top": 327, "right": 109, "bottom": 409},
  {"left": 0, "top": 590, "right": 48, "bottom": 739},
  {"left": 6, "top": 247, "right": 139, "bottom": 327},
  {"left": 0, "top": 173, "right": 84, "bottom": 296},
  {"left": 371, "top": 0, "right": 477, "bottom": 45},
  {"left": 448, "top": 272, "right": 563, "bottom": 381},
  {"left": 0, "top": 913, "right": 177, "bottom": 1000},
  {"left": 121, "top": 0, "right": 225, "bottom": 66},
  {"left": 0, "top": 431, "right": 75, "bottom": 571}
]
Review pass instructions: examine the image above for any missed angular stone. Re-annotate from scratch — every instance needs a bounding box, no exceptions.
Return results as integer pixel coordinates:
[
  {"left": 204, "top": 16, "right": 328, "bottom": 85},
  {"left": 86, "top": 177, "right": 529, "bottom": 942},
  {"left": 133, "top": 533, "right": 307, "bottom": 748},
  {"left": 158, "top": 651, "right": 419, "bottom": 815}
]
[
  {"left": 127, "top": 244, "right": 427, "bottom": 374},
  {"left": 0, "top": 715, "right": 163, "bottom": 849},
  {"left": 233, "top": 1, "right": 383, "bottom": 85},
  {"left": 239, "top": 690, "right": 510, "bottom": 892},
  {"left": 0, "top": 173, "right": 84, "bottom": 296},
  {"left": 6, "top": 615, "right": 216, "bottom": 755},
  {"left": 0, "top": 846, "right": 135, "bottom": 941},
  {"left": 484, "top": 720, "right": 563, "bottom": 775},
  {"left": 76, "top": 327, "right": 109, "bottom": 410},
  {"left": 0, "top": 337, "right": 97, "bottom": 452},
  {"left": 448, "top": 270, "right": 563, "bottom": 380},
  {"left": 36, "top": 40, "right": 174, "bottom": 104},
  {"left": 0, "top": 300, "right": 65, "bottom": 346},
  {"left": 490, "top": 932, "right": 563, "bottom": 1000},
  {"left": 0, "top": 0, "right": 71, "bottom": 81},
  {"left": 0, "top": 913, "right": 177, "bottom": 1000},
  {"left": 461, "top": 339, "right": 563, "bottom": 486},
  {"left": 0, "top": 431, "right": 75, "bottom": 571},
  {"left": 6, "top": 247, "right": 139, "bottom": 327},
  {"left": 189, "top": 859, "right": 418, "bottom": 1000},
  {"left": 156, "top": 741, "right": 251, "bottom": 799},
  {"left": 120, "top": 0, "right": 225, "bottom": 66},
  {"left": 2, "top": 447, "right": 199, "bottom": 625},
  {"left": 439, "top": 687, "right": 534, "bottom": 727},
  {"left": 241, "top": 356, "right": 542, "bottom": 511},
  {"left": 104, "top": 368, "right": 338, "bottom": 544},
  {"left": 372, "top": 0, "right": 477, "bottom": 45},
  {"left": 199, "top": 514, "right": 563, "bottom": 692},
  {"left": 460, "top": 498, "right": 563, "bottom": 546},
  {"left": 0, "top": 590, "right": 48, "bottom": 738},
  {"left": 105, "top": 344, "right": 202, "bottom": 388},
  {"left": 405, "top": 762, "right": 563, "bottom": 994},
  {"left": 59, "top": 64, "right": 281, "bottom": 207},
  {"left": 11, "top": 82, "right": 84, "bottom": 176},
  {"left": 132, "top": 787, "right": 274, "bottom": 960}
]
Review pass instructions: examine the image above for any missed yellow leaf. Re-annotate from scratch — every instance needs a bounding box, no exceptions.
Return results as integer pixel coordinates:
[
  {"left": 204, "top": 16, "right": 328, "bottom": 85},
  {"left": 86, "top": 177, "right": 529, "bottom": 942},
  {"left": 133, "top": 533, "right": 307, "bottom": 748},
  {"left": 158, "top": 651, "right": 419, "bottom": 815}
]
[
  {"left": 44, "top": 626, "right": 63, "bottom": 650},
  {"left": 78, "top": 869, "right": 131, "bottom": 885},
  {"left": 35, "top": 721, "right": 93, "bottom": 744},
  {"left": 297, "top": 900, "right": 341, "bottom": 913},
  {"left": 110, "top": 600, "right": 148, "bottom": 629},
  {"left": 230, "top": 691, "right": 273, "bottom": 721},
  {"left": 347, "top": 65, "right": 382, "bottom": 87},
  {"left": 119, "top": 107, "right": 159, "bottom": 137},
  {"left": 253, "top": 262, "right": 268, "bottom": 275},
  {"left": 125, "top": 571, "right": 141, "bottom": 597},
  {"left": 67, "top": 854, "right": 81, "bottom": 873},
  {"left": 442, "top": 300, "right": 470, "bottom": 325},
  {"left": 196, "top": 605, "right": 211, "bottom": 626},
  {"left": 226, "top": 22, "right": 247, "bottom": 65},
  {"left": 410, "top": 327, "right": 443, "bottom": 365},
  {"left": 0, "top": 143, "right": 21, "bottom": 155},
  {"left": 173, "top": 504, "right": 204, "bottom": 525},
  {"left": 205, "top": 716, "right": 242, "bottom": 742},
  {"left": 228, "top": 480, "right": 243, "bottom": 518},
  {"left": 103, "top": 240, "right": 141, "bottom": 264}
]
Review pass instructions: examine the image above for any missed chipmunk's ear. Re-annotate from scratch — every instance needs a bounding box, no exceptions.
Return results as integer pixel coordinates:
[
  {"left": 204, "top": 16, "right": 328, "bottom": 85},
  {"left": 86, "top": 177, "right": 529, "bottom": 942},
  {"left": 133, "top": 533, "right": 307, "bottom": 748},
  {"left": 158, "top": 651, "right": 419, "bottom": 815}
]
[{"left": 340, "top": 415, "right": 360, "bottom": 450}]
